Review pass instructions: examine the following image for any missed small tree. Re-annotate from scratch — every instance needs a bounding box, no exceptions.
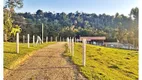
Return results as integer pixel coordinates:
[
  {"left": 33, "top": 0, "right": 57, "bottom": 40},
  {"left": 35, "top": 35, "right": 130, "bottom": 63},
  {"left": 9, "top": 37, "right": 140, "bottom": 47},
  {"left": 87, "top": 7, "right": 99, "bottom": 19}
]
[
  {"left": 3, "top": 9, "right": 13, "bottom": 41},
  {"left": 4, "top": 0, "right": 23, "bottom": 41},
  {"left": 10, "top": 25, "right": 21, "bottom": 36}
]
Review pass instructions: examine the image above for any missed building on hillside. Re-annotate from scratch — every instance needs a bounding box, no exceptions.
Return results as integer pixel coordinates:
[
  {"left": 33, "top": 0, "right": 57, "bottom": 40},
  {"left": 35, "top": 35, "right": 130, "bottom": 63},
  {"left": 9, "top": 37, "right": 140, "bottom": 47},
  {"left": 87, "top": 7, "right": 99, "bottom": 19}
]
[{"left": 79, "top": 36, "right": 106, "bottom": 45}]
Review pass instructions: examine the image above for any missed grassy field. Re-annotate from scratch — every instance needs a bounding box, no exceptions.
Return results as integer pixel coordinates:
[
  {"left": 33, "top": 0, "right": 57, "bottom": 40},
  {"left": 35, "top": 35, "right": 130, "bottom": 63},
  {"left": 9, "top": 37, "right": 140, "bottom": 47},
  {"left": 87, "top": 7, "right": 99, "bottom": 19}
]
[
  {"left": 4, "top": 42, "right": 55, "bottom": 69},
  {"left": 64, "top": 43, "right": 138, "bottom": 80}
]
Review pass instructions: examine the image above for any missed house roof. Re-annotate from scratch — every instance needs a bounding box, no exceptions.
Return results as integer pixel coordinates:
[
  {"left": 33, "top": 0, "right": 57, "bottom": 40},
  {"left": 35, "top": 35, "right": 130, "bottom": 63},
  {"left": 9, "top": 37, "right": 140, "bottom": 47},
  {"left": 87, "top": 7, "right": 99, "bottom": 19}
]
[{"left": 80, "top": 36, "right": 106, "bottom": 41}]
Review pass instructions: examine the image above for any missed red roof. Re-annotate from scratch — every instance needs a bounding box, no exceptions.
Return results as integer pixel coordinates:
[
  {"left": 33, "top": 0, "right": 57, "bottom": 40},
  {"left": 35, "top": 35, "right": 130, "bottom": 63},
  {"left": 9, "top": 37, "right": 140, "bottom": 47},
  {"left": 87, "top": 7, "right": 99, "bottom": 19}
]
[{"left": 80, "top": 36, "right": 106, "bottom": 41}]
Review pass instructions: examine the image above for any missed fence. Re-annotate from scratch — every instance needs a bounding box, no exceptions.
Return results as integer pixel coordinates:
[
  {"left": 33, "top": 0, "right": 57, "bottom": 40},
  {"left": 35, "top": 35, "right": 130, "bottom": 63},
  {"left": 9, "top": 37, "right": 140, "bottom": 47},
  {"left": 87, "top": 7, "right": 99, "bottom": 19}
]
[
  {"left": 15, "top": 33, "right": 69, "bottom": 53},
  {"left": 67, "top": 37, "right": 87, "bottom": 66},
  {"left": 15, "top": 33, "right": 87, "bottom": 66}
]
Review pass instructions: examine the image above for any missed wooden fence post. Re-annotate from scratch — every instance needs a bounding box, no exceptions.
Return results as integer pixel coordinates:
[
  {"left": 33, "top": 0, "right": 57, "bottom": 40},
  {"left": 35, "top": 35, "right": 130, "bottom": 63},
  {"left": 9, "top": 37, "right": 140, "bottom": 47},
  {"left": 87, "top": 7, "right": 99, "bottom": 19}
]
[
  {"left": 23, "top": 35, "right": 25, "bottom": 43},
  {"left": 82, "top": 39, "right": 86, "bottom": 66},
  {"left": 27, "top": 34, "right": 30, "bottom": 48},
  {"left": 71, "top": 38, "right": 74, "bottom": 56},
  {"left": 16, "top": 33, "right": 19, "bottom": 53}
]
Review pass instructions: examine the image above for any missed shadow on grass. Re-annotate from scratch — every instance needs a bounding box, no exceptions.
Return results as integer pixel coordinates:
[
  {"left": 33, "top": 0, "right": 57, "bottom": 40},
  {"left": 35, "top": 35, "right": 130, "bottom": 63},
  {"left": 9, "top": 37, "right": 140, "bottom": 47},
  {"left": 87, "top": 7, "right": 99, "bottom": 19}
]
[
  {"left": 108, "top": 64, "right": 120, "bottom": 69},
  {"left": 4, "top": 51, "right": 17, "bottom": 54},
  {"left": 62, "top": 50, "right": 88, "bottom": 79},
  {"left": 4, "top": 66, "right": 12, "bottom": 70}
]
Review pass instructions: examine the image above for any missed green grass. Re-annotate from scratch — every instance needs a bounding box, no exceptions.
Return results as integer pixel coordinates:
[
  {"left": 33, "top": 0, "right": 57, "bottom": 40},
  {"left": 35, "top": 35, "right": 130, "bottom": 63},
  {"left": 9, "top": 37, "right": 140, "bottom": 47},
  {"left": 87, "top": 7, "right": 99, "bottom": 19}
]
[
  {"left": 64, "top": 43, "right": 138, "bottom": 80},
  {"left": 4, "top": 42, "right": 55, "bottom": 69}
]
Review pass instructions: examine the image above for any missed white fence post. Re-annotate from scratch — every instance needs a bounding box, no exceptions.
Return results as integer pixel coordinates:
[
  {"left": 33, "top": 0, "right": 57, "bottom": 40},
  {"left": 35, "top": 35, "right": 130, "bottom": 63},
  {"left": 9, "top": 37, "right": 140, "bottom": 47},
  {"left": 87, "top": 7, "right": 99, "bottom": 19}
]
[
  {"left": 76, "top": 39, "right": 78, "bottom": 42},
  {"left": 46, "top": 36, "right": 48, "bottom": 43},
  {"left": 33, "top": 35, "right": 35, "bottom": 46},
  {"left": 16, "top": 33, "right": 19, "bottom": 53},
  {"left": 67, "top": 37, "right": 69, "bottom": 50},
  {"left": 27, "top": 34, "right": 30, "bottom": 48},
  {"left": 23, "top": 35, "right": 25, "bottom": 43},
  {"left": 69, "top": 37, "right": 72, "bottom": 53},
  {"left": 42, "top": 23, "right": 44, "bottom": 43},
  {"left": 82, "top": 39, "right": 86, "bottom": 66},
  {"left": 4, "top": 34, "right": 7, "bottom": 42},
  {"left": 71, "top": 38, "right": 74, "bottom": 56},
  {"left": 36, "top": 36, "right": 42, "bottom": 45}
]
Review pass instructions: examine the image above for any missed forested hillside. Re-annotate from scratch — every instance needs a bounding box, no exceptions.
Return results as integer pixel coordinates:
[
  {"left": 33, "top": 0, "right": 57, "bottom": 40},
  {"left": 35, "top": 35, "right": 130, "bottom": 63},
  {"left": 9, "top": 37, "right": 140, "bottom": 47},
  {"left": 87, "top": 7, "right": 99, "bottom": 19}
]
[{"left": 4, "top": 0, "right": 138, "bottom": 47}]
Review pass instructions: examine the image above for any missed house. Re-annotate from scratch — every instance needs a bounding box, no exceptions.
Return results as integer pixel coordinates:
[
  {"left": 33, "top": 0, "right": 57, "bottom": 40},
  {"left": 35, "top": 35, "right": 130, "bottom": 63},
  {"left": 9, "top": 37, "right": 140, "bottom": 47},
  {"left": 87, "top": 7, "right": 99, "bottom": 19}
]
[{"left": 79, "top": 36, "right": 106, "bottom": 45}]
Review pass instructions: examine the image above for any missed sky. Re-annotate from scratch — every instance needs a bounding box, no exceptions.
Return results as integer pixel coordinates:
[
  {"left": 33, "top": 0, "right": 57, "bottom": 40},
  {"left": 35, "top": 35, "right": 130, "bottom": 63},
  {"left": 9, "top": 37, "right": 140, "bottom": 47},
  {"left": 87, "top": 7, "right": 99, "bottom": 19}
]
[{"left": 10, "top": 0, "right": 138, "bottom": 16}]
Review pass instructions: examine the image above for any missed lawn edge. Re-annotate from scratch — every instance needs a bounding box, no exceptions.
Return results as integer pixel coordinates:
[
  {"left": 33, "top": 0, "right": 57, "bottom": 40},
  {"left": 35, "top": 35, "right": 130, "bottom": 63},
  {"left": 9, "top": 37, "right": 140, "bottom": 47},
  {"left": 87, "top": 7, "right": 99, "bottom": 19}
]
[
  {"left": 4, "top": 42, "right": 55, "bottom": 76},
  {"left": 62, "top": 43, "right": 88, "bottom": 80}
]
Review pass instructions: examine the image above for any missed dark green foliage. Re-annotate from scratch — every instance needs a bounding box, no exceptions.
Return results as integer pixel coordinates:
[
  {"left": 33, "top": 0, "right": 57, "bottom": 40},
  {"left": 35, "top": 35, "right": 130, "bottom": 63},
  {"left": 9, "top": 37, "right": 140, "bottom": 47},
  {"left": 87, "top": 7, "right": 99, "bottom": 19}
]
[{"left": 8, "top": 8, "right": 138, "bottom": 47}]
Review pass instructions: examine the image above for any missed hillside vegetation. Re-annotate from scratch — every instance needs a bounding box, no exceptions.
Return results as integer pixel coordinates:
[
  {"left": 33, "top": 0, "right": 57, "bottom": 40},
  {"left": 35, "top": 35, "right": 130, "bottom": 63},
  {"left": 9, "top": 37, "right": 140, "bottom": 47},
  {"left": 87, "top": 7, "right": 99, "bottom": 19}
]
[
  {"left": 4, "top": 4, "right": 138, "bottom": 47},
  {"left": 64, "top": 43, "right": 138, "bottom": 80}
]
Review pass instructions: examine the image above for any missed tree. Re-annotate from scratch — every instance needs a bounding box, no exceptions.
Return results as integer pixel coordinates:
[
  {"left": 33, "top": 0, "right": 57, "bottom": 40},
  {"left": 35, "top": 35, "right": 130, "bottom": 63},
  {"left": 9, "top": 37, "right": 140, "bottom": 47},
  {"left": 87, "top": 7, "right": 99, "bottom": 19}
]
[
  {"left": 36, "top": 9, "right": 43, "bottom": 17},
  {"left": 4, "top": 0, "right": 23, "bottom": 9},
  {"left": 130, "top": 7, "right": 139, "bottom": 21},
  {"left": 130, "top": 7, "right": 139, "bottom": 47},
  {"left": 3, "top": 9, "right": 13, "bottom": 41},
  {"left": 116, "top": 22, "right": 123, "bottom": 43},
  {"left": 11, "top": 8, "right": 138, "bottom": 47},
  {"left": 10, "top": 25, "right": 22, "bottom": 36},
  {"left": 3, "top": 0, "right": 23, "bottom": 41}
]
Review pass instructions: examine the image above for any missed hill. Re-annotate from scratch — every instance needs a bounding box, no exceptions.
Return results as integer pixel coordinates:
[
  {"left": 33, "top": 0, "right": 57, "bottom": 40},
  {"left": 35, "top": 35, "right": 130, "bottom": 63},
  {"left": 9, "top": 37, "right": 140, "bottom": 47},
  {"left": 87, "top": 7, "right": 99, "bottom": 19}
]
[
  {"left": 64, "top": 43, "right": 138, "bottom": 80},
  {"left": 4, "top": 7, "right": 138, "bottom": 47}
]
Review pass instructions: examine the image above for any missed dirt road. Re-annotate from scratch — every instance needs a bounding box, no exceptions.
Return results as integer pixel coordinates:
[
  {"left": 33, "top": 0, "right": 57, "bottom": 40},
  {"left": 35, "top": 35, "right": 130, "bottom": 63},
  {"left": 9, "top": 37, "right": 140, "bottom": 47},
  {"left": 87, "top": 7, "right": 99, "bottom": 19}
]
[{"left": 4, "top": 42, "right": 86, "bottom": 80}]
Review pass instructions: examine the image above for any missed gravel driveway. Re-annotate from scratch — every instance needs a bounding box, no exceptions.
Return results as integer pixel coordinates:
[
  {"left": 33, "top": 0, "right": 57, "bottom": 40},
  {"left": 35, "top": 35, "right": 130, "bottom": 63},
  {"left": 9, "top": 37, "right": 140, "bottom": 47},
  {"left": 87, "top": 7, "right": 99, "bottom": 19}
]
[{"left": 4, "top": 42, "right": 86, "bottom": 80}]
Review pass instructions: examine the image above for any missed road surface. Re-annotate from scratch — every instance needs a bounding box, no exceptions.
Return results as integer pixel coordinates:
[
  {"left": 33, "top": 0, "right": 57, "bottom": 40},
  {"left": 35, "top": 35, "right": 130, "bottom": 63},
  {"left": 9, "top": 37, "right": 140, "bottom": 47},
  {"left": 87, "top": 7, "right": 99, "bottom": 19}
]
[{"left": 4, "top": 42, "right": 86, "bottom": 80}]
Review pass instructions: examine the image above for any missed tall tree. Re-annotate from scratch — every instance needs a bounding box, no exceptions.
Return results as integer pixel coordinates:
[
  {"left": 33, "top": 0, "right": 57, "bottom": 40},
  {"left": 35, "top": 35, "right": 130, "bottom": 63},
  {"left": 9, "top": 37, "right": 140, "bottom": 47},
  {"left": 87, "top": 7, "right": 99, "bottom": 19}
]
[
  {"left": 3, "top": 9, "right": 13, "bottom": 41},
  {"left": 3, "top": 0, "right": 23, "bottom": 41}
]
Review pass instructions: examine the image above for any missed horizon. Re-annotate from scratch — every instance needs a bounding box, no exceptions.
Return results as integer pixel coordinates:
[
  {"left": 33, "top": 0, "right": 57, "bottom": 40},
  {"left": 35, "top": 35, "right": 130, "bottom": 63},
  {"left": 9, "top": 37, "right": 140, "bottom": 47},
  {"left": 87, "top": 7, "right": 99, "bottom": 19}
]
[
  {"left": 16, "top": 9, "right": 138, "bottom": 17},
  {"left": 11, "top": 0, "right": 138, "bottom": 16}
]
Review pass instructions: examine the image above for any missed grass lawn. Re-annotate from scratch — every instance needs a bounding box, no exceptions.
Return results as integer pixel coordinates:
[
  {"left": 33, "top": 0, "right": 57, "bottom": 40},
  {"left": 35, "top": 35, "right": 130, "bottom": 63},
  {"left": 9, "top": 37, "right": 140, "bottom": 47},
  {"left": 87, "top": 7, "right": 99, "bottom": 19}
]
[
  {"left": 4, "top": 42, "right": 55, "bottom": 69},
  {"left": 64, "top": 43, "right": 138, "bottom": 80}
]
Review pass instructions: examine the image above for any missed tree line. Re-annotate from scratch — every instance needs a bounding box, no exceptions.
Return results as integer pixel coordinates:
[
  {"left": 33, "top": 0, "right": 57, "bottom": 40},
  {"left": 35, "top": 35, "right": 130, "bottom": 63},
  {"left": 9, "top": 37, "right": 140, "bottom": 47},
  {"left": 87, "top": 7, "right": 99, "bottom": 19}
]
[{"left": 3, "top": 0, "right": 138, "bottom": 47}]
